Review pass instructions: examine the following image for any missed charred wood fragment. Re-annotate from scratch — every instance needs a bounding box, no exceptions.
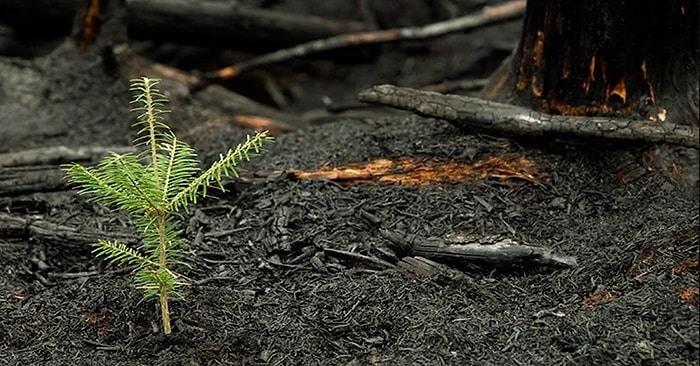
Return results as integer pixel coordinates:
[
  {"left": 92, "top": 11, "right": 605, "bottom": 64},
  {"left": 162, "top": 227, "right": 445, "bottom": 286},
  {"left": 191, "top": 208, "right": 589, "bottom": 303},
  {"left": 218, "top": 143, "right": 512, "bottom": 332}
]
[
  {"left": 380, "top": 229, "right": 577, "bottom": 269},
  {"left": 358, "top": 85, "right": 699, "bottom": 148},
  {"left": 323, "top": 248, "right": 396, "bottom": 271},
  {"left": 397, "top": 256, "right": 473, "bottom": 281}
]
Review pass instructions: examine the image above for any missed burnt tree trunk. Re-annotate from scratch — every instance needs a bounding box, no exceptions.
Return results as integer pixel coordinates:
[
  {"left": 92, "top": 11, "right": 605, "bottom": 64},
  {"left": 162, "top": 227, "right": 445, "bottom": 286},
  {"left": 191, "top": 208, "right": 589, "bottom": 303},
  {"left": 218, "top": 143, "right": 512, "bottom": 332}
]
[{"left": 484, "top": 0, "right": 699, "bottom": 127}]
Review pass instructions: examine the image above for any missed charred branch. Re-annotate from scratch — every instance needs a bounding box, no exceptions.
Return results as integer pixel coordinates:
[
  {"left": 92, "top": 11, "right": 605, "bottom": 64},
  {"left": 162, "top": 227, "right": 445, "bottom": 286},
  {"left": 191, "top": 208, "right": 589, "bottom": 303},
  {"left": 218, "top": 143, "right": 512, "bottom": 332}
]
[
  {"left": 0, "top": 146, "right": 134, "bottom": 196},
  {"left": 206, "top": 0, "right": 526, "bottom": 80},
  {"left": 397, "top": 256, "right": 474, "bottom": 281},
  {"left": 380, "top": 229, "right": 577, "bottom": 269},
  {"left": 359, "top": 84, "right": 700, "bottom": 148},
  {"left": 323, "top": 248, "right": 397, "bottom": 271},
  {"left": 0, "top": 166, "right": 68, "bottom": 196},
  {"left": 0, "top": 145, "right": 134, "bottom": 167}
]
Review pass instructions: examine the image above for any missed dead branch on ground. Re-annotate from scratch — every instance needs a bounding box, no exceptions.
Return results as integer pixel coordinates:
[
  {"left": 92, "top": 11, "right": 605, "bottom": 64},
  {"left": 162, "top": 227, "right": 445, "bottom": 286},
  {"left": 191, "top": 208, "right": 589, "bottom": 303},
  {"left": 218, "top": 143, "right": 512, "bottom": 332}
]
[
  {"left": 323, "top": 248, "right": 397, "bottom": 271},
  {"left": 0, "top": 146, "right": 136, "bottom": 195},
  {"left": 358, "top": 84, "right": 700, "bottom": 148},
  {"left": 0, "top": 166, "right": 67, "bottom": 195},
  {"left": 0, "top": 145, "right": 134, "bottom": 167}
]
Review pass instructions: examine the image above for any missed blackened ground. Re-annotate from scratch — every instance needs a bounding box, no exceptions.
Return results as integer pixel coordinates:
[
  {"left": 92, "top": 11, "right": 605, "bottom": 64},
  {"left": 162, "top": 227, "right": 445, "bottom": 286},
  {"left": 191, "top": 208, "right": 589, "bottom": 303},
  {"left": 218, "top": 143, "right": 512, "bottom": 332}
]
[
  {"left": 1, "top": 114, "right": 698, "bottom": 366},
  {"left": 1, "top": 1, "right": 699, "bottom": 365}
]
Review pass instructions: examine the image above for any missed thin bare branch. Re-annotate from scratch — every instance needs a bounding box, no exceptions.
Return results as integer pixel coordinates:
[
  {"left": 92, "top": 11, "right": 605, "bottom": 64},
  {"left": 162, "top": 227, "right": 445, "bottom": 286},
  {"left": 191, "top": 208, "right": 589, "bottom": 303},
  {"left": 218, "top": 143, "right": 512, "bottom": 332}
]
[{"left": 207, "top": 0, "right": 526, "bottom": 80}]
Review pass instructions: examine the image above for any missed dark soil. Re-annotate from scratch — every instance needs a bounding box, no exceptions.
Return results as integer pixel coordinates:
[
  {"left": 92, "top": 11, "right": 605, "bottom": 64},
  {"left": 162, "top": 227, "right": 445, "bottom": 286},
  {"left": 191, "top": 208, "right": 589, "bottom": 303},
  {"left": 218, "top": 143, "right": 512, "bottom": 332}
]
[{"left": 1, "top": 1, "right": 698, "bottom": 366}]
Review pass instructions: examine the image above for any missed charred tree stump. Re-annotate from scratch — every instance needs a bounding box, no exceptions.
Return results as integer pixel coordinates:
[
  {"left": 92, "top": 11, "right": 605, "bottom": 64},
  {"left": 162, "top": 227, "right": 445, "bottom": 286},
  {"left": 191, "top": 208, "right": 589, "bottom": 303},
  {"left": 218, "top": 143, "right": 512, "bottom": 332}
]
[
  {"left": 483, "top": 0, "right": 699, "bottom": 127},
  {"left": 359, "top": 1, "right": 698, "bottom": 185}
]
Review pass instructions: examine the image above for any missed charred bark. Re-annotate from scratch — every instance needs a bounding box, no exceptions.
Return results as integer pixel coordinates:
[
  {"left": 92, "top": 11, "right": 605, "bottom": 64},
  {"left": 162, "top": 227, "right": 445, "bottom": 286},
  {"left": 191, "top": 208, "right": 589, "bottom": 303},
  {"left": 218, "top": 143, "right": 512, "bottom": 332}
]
[{"left": 483, "top": 0, "right": 699, "bottom": 127}]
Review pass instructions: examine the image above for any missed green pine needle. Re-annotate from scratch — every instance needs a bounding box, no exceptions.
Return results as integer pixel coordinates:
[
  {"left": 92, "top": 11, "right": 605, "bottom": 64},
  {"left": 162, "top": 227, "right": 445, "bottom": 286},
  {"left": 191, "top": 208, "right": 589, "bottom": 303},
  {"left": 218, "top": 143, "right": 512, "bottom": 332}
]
[
  {"left": 92, "top": 240, "right": 155, "bottom": 267},
  {"left": 168, "top": 130, "right": 273, "bottom": 212},
  {"left": 136, "top": 267, "right": 180, "bottom": 301}
]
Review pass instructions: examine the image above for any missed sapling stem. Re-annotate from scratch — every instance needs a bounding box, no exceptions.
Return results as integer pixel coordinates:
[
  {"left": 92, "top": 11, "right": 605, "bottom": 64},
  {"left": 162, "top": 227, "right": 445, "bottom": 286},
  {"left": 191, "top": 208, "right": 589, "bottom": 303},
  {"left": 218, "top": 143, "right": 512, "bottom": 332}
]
[
  {"left": 156, "top": 215, "right": 170, "bottom": 334},
  {"left": 64, "top": 77, "right": 273, "bottom": 335}
]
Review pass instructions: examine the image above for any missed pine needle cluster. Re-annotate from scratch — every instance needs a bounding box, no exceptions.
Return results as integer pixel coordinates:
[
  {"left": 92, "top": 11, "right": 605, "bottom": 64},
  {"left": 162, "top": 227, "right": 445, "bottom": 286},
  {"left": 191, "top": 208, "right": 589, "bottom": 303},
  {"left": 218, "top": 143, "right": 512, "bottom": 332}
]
[{"left": 64, "top": 77, "right": 273, "bottom": 334}]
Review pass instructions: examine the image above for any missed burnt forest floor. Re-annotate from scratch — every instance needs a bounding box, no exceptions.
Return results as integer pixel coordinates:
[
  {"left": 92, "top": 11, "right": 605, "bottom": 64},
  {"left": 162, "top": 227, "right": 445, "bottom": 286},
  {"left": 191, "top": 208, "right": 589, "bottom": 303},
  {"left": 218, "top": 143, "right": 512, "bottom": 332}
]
[{"left": 1, "top": 1, "right": 699, "bottom": 365}]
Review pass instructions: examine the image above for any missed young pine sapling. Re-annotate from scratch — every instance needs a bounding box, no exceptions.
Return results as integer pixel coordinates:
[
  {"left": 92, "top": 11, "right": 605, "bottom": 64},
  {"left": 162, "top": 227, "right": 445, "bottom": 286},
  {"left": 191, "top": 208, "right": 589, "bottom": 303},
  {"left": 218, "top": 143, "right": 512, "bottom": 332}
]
[{"left": 64, "top": 77, "right": 273, "bottom": 334}]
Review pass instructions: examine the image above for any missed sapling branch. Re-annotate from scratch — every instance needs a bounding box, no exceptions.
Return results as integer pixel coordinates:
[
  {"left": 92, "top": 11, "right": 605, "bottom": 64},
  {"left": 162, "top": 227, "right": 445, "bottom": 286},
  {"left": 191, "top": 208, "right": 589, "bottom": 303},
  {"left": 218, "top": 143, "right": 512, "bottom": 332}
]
[
  {"left": 64, "top": 77, "right": 274, "bottom": 334},
  {"left": 167, "top": 132, "right": 270, "bottom": 212},
  {"left": 92, "top": 240, "right": 157, "bottom": 267}
]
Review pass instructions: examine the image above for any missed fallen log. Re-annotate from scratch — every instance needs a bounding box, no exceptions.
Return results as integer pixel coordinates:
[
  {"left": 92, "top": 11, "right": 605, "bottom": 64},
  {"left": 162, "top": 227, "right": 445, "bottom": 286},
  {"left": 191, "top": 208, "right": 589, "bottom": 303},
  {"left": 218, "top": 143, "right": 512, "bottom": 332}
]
[
  {"left": 127, "top": 0, "right": 368, "bottom": 49},
  {"left": 0, "top": 145, "right": 134, "bottom": 167},
  {"left": 0, "top": 146, "right": 137, "bottom": 196},
  {"left": 0, "top": 212, "right": 137, "bottom": 247},
  {"left": 358, "top": 84, "right": 700, "bottom": 148},
  {"left": 0, "top": 166, "right": 68, "bottom": 196},
  {"left": 380, "top": 229, "right": 577, "bottom": 269},
  {"left": 0, "top": 0, "right": 369, "bottom": 51}
]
